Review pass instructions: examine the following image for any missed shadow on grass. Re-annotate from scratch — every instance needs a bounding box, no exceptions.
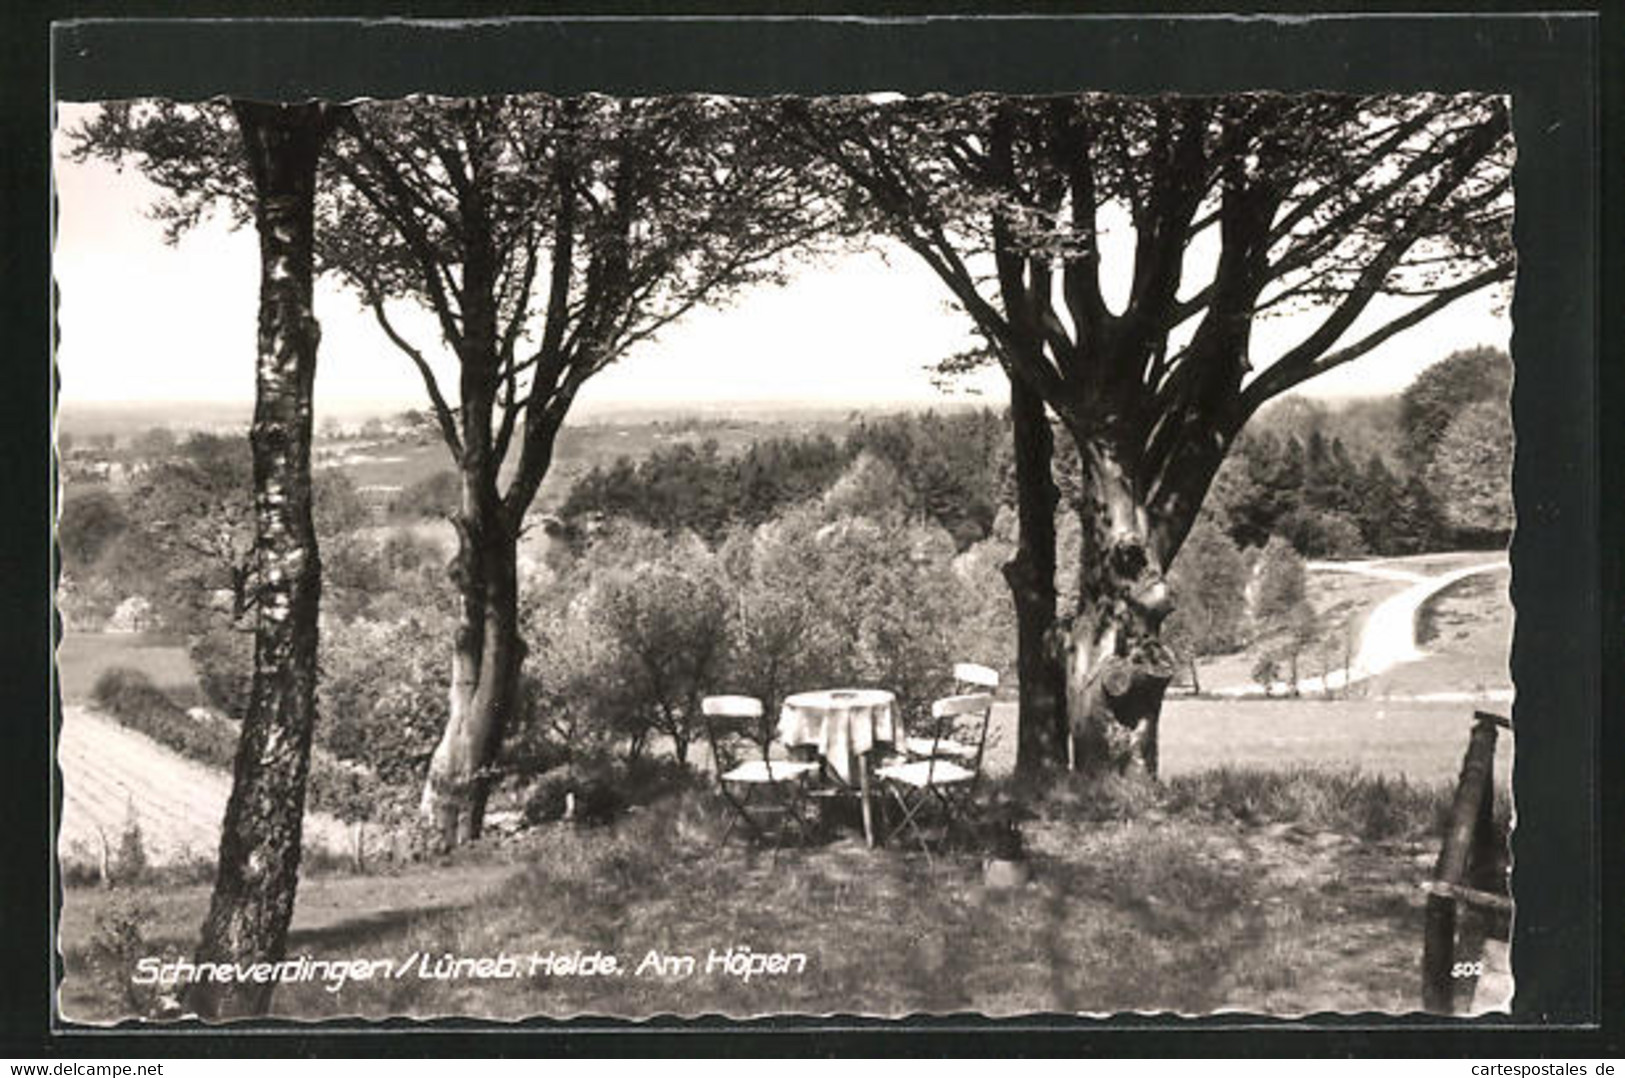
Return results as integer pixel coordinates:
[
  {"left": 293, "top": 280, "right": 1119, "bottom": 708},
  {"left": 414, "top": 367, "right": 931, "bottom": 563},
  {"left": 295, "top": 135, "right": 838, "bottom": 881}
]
[
  {"left": 287, "top": 904, "right": 470, "bottom": 952},
  {"left": 64, "top": 766, "right": 1459, "bottom": 1020}
]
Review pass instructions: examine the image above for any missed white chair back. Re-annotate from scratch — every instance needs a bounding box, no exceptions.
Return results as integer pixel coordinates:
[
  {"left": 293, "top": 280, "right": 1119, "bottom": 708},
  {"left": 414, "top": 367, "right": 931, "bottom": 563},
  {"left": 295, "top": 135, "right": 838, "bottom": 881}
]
[
  {"left": 702, "top": 695, "right": 765, "bottom": 719},
  {"left": 953, "top": 662, "right": 1000, "bottom": 690}
]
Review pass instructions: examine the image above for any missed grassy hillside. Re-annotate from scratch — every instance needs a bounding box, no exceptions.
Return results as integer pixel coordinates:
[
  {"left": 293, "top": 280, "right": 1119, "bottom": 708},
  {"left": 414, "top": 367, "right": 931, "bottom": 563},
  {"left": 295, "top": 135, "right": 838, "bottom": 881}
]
[
  {"left": 1188, "top": 554, "right": 1513, "bottom": 700},
  {"left": 59, "top": 764, "right": 1485, "bottom": 1021}
]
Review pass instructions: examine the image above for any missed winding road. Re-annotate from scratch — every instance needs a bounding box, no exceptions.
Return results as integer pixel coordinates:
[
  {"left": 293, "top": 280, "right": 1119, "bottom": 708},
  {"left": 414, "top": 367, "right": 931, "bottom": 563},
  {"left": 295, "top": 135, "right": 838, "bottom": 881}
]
[{"left": 1214, "top": 556, "right": 1510, "bottom": 698}]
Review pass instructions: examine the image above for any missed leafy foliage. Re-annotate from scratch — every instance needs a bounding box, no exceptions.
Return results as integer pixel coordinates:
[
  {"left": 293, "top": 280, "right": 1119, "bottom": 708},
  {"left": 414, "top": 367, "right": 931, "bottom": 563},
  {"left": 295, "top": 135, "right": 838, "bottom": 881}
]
[
  {"left": 389, "top": 470, "right": 460, "bottom": 521},
  {"left": 315, "top": 613, "right": 451, "bottom": 817},
  {"left": 98, "top": 432, "right": 379, "bottom": 633},
  {"left": 120, "top": 433, "right": 256, "bottom": 632},
  {"left": 1399, "top": 346, "right": 1511, "bottom": 471},
  {"left": 560, "top": 409, "right": 1010, "bottom": 551},
  {"left": 1425, "top": 398, "right": 1513, "bottom": 539},
  {"left": 526, "top": 469, "right": 974, "bottom": 769},
  {"left": 585, "top": 536, "right": 733, "bottom": 765},
  {"left": 783, "top": 92, "right": 1512, "bottom": 575},
  {"left": 844, "top": 409, "right": 1009, "bottom": 549},
  {"left": 1252, "top": 536, "right": 1308, "bottom": 625},
  {"left": 1163, "top": 519, "right": 1249, "bottom": 677},
  {"left": 93, "top": 667, "right": 231, "bottom": 763},
  {"left": 1204, "top": 420, "right": 1448, "bottom": 558},
  {"left": 58, "top": 490, "right": 128, "bottom": 570},
  {"left": 91, "top": 664, "right": 396, "bottom": 822},
  {"left": 188, "top": 627, "right": 254, "bottom": 719}
]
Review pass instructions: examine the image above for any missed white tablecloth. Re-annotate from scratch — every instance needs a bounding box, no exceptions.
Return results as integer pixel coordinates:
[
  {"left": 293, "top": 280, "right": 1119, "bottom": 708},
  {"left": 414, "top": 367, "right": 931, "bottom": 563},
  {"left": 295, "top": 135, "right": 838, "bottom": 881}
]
[{"left": 778, "top": 689, "right": 901, "bottom": 784}]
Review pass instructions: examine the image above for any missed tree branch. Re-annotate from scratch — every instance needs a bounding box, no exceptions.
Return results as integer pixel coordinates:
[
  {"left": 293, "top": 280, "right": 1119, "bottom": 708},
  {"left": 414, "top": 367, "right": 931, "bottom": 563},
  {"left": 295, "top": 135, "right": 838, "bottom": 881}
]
[
  {"left": 1238, "top": 260, "right": 1511, "bottom": 418},
  {"left": 362, "top": 291, "right": 464, "bottom": 462},
  {"left": 1239, "top": 108, "right": 1509, "bottom": 411}
]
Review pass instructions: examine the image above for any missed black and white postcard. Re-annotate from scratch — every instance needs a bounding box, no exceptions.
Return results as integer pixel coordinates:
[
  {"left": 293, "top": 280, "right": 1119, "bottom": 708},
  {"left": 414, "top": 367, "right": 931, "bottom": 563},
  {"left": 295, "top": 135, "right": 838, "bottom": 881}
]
[{"left": 42, "top": 14, "right": 1604, "bottom": 1038}]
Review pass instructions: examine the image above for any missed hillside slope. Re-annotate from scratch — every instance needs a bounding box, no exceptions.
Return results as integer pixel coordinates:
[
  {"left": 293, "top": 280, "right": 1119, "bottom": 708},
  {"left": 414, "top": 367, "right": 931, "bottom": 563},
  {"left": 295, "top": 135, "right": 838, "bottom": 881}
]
[{"left": 58, "top": 705, "right": 355, "bottom": 869}]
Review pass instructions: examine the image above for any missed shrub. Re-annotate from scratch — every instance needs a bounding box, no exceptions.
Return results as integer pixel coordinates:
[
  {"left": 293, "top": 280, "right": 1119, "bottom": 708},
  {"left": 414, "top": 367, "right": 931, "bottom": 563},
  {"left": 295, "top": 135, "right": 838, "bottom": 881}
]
[
  {"left": 522, "top": 766, "right": 574, "bottom": 825},
  {"left": 390, "top": 469, "right": 460, "bottom": 520},
  {"left": 87, "top": 892, "right": 163, "bottom": 1016},
  {"left": 189, "top": 626, "right": 254, "bottom": 718},
  {"left": 93, "top": 665, "right": 398, "bottom": 822},
  {"left": 59, "top": 489, "right": 128, "bottom": 570},
  {"left": 113, "top": 801, "right": 149, "bottom": 885},
  {"left": 1252, "top": 536, "right": 1307, "bottom": 624},
  {"left": 93, "top": 667, "right": 237, "bottom": 769},
  {"left": 522, "top": 607, "right": 625, "bottom": 772},
  {"left": 533, "top": 755, "right": 629, "bottom": 827},
  {"left": 315, "top": 614, "right": 450, "bottom": 818},
  {"left": 522, "top": 750, "right": 701, "bottom": 829},
  {"left": 534, "top": 532, "right": 732, "bottom": 767},
  {"left": 1250, "top": 656, "right": 1282, "bottom": 696}
]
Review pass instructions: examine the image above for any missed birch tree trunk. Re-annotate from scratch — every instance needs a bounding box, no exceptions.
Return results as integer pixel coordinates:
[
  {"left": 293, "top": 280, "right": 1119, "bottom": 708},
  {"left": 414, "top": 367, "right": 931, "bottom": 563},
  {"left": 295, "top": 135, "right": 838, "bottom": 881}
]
[{"left": 190, "top": 100, "right": 334, "bottom": 1020}]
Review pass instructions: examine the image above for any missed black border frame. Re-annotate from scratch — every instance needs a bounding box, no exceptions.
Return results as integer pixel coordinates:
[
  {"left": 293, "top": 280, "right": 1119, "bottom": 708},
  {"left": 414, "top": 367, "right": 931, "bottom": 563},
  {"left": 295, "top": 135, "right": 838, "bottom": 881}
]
[{"left": 5, "top": 3, "right": 1619, "bottom": 1057}]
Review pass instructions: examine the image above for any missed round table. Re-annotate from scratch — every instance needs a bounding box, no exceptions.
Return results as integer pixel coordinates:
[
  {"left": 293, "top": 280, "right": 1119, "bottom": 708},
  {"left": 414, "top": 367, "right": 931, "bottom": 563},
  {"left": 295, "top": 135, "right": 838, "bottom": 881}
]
[{"left": 779, "top": 688, "right": 900, "bottom": 847}]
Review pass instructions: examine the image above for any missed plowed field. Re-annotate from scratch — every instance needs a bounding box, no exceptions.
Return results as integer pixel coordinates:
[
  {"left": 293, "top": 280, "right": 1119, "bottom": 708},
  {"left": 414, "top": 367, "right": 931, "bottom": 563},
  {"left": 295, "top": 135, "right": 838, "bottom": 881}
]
[{"left": 58, "top": 705, "right": 354, "bottom": 868}]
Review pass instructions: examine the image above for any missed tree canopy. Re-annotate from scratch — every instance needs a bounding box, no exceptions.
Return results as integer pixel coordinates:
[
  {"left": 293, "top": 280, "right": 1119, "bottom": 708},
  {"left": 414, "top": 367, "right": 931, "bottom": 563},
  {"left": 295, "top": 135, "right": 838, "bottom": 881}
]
[
  {"left": 1399, "top": 345, "right": 1511, "bottom": 471},
  {"left": 780, "top": 91, "right": 1513, "bottom": 561}
]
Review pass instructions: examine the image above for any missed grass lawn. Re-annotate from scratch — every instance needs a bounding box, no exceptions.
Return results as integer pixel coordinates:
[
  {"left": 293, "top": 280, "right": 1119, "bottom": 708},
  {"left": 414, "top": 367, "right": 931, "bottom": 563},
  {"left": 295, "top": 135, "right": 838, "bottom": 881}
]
[
  {"left": 59, "top": 767, "right": 1485, "bottom": 1022},
  {"left": 978, "top": 698, "right": 1513, "bottom": 791},
  {"left": 55, "top": 632, "right": 200, "bottom": 707},
  {"left": 1373, "top": 570, "right": 1513, "bottom": 699}
]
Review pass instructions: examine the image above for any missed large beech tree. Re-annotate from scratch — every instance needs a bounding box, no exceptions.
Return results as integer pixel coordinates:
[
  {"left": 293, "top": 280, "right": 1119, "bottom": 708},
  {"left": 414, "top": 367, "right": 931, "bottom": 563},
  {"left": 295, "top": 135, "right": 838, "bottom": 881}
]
[
  {"left": 782, "top": 92, "right": 1513, "bottom": 773},
  {"left": 315, "top": 96, "right": 839, "bottom": 845}
]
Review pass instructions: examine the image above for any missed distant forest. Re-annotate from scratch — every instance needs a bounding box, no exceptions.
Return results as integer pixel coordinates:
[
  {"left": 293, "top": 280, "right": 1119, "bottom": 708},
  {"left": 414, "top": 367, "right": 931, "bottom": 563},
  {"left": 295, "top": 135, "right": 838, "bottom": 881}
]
[{"left": 556, "top": 345, "right": 1513, "bottom": 561}]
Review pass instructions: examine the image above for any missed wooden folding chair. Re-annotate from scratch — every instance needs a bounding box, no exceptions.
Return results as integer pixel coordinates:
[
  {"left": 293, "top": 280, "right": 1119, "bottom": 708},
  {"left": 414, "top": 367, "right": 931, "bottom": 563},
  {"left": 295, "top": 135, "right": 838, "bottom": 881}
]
[
  {"left": 877, "top": 692, "right": 994, "bottom": 854},
  {"left": 700, "top": 695, "right": 821, "bottom": 847},
  {"left": 903, "top": 663, "right": 999, "bottom": 764}
]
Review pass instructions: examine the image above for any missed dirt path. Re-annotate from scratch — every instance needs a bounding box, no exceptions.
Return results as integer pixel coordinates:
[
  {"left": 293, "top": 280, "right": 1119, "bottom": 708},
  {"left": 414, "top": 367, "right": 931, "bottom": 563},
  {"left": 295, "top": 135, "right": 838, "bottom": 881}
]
[
  {"left": 1214, "top": 557, "right": 1509, "bottom": 698},
  {"left": 58, "top": 705, "right": 354, "bottom": 867}
]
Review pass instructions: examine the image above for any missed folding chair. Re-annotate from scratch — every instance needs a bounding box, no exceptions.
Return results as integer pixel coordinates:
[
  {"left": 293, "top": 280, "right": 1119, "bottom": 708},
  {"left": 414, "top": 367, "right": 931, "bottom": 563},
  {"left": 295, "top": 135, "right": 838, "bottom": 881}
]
[
  {"left": 877, "top": 692, "right": 994, "bottom": 854},
  {"left": 903, "top": 663, "right": 1000, "bottom": 763},
  {"left": 700, "top": 695, "right": 821, "bottom": 847}
]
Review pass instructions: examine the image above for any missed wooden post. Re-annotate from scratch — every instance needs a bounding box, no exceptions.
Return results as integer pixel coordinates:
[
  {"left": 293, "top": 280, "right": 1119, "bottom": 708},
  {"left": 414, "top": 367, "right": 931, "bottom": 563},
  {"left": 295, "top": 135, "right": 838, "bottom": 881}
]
[
  {"left": 858, "top": 753, "right": 876, "bottom": 848},
  {"left": 1421, "top": 715, "right": 1501, "bottom": 1013}
]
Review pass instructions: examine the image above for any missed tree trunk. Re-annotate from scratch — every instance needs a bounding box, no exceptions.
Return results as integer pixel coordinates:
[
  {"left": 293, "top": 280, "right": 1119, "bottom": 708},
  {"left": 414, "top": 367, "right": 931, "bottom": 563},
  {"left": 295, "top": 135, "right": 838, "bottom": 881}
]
[
  {"left": 419, "top": 506, "right": 526, "bottom": 849},
  {"left": 1003, "top": 378, "right": 1069, "bottom": 774},
  {"left": 190, "top": 101, "right": 334, "bottom": 1021},
  {"left": 1062, "top": 435, "right": 1176, "bottom": 777}
]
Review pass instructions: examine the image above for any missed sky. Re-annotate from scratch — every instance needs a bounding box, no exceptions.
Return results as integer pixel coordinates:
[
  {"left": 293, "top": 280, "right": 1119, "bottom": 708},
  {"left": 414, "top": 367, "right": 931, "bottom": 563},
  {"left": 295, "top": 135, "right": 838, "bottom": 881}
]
[{"left": 51, "top": 102, "right": 1511, "bottom": 422}]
